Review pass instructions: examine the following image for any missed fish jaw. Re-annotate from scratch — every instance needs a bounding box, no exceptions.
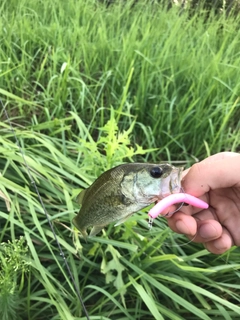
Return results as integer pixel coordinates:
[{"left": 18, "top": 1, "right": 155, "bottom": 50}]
[{"left": 160, "top": 166, "right": 183, "bottom": 198}]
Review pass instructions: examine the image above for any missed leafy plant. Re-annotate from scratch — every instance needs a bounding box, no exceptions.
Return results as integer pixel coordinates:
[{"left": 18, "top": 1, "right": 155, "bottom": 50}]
[
  {"left": 77, "top": 108, "right": 157, "bottom": 177},
  {"left": 0, "top": 237, "right": 30, "bottom": 320}
]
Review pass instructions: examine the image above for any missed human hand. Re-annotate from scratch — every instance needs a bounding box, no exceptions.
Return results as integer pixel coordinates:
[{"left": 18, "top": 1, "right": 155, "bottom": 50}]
[{"left": 166, "top": 152, "right": 240, "bottom": 254}]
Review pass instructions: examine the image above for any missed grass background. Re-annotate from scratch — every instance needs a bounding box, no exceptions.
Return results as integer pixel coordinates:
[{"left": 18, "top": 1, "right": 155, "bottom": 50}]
[{"left": 0, "top": 0, "right": 240, "bottom": 319}]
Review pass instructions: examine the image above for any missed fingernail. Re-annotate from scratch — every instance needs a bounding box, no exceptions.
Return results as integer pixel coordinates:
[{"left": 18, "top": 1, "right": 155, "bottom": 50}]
[
  {"left": 175, "top": 220, "right": 190, "bottom": 235},
  {"left": 213, "top": 240, "right": 227, "bottom": 250},
  {"left": 199, "top": 224, "right": 218, "bottom": 239},
  {"left": 213, "top": 234, "right": 231, "bottom": 250}
]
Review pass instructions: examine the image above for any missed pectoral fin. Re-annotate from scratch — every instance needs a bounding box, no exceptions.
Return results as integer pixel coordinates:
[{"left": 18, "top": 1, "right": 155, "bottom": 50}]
[
  {"left": 114, "top": 213, "right": 133, "bottom": 226},
  {"left": 89, "top": 225, "right": 106, "bottom": 237}
]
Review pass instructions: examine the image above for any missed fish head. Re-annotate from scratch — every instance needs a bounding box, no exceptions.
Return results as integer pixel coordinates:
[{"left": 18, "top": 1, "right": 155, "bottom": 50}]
[{"left": 121, "top": 163, "right": 183, "bottom": 204}]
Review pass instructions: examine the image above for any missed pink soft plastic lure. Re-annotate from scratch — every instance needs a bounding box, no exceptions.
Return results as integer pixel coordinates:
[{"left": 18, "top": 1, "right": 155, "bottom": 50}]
[{"left": 148, "top": 193, "right": 209, "bottom": 219}]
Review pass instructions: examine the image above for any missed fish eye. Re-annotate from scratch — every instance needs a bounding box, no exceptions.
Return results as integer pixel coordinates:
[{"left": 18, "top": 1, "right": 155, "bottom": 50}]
[{"left": 150, "top": 167, "right": 163, "bottom": 178}]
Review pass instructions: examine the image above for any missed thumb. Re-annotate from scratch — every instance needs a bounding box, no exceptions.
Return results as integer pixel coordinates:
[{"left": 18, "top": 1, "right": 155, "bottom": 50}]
[{"left": 182, "top": 153, "right": 240, "bottom": 197}]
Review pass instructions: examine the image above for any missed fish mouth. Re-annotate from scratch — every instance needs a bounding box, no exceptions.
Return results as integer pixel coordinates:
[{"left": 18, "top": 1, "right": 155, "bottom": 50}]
[{"left": 161, "top": 166, "right": 183, "bottom": 198}]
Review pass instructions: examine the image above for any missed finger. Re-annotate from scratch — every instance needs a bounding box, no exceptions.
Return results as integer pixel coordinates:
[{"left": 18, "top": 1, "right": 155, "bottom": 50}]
[
  {"left": 182, "top": 154, "right": 240, "bottom": 197},
  {"left": 217, "top": 200, "right": 240, "bottom": 247},
  {"left": 160, "top": 204, "right": 177, "bottom": 216},
  {"left": 167, "top": 214, "right": 233, "bottom": 254},
  {"left": 181, "top": 152, "right": 238, "bottom": 179},
  {"left": 200, "top": 152, "right": 239, "bottom": 163},
  {"left": 167, "top": 211, "right": 235, "bottom": 254},
  {"left": 186, "top": 219, "right": 222, "bottom": 243},
  {"left": 167, "top": 212, "right": 197, "bottom": 236},
  {"left": 190, "top": 193, "right": 240, "bottom": 246},
  {"left": 167, "top": 207, "right": 222, "bottom": 240},
  {"left": 164, "top": 197, "right": 210, "bottom": 217},
  {"left": 204, "top": 227, "right": 234, "bottom": 254}
]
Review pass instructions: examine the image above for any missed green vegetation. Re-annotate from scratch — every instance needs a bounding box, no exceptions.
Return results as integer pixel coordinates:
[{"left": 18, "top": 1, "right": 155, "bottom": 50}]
[
  {"left": 1, "top": 0, "right": 240, "bottom": 160},
  {"left": 0, "top": 0, "right": 240, "bottom": 319}
]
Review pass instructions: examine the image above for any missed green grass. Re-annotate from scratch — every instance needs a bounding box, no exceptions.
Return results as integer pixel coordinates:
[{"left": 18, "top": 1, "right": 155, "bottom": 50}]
[
  {"left": 1, "top": 111, "right": 240, "bottom": 320},
  {"left": 0, "top": 0, "right": 240, "bottom": 319},
  {"left": 1, "top": 0, "right": 239, "bottom": 160}
]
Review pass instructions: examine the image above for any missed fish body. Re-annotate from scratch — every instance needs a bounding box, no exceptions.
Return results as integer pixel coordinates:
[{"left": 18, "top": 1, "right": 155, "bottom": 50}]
[{"left": 73, "top": 163, "right": 183, "bottom": 238}]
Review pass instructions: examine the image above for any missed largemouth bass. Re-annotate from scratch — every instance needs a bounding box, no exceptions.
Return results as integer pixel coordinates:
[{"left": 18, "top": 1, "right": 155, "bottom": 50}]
[{"left": 73, "top": 163, "right": 183, "bottom": 238}]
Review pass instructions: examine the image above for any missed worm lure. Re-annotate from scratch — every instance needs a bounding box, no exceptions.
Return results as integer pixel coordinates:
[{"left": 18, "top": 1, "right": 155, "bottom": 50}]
[{"left": 148, "top": 193, "right": 209, "bottom": 219}]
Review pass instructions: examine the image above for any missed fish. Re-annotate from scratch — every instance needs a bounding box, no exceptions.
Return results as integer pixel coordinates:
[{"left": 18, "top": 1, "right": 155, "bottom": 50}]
[{"left": 73, "top": 163, "right": 183, "bottom": 238}]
